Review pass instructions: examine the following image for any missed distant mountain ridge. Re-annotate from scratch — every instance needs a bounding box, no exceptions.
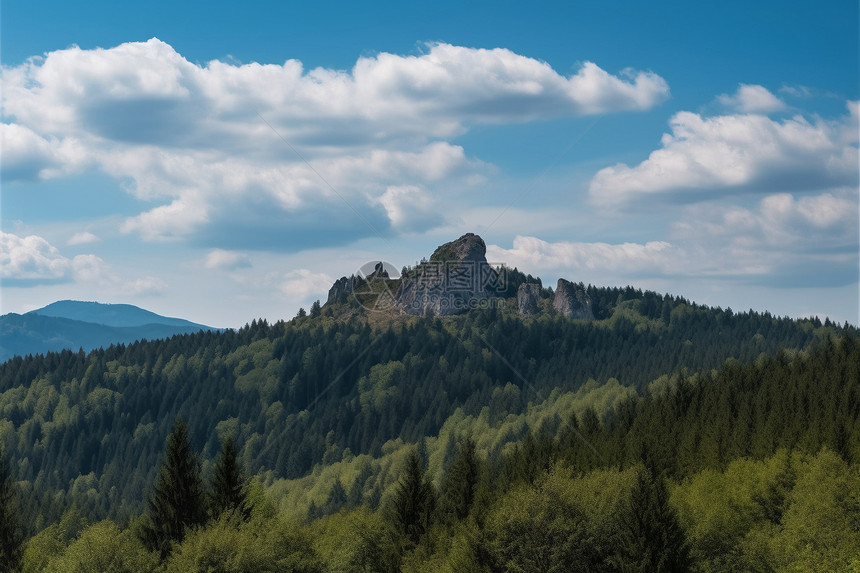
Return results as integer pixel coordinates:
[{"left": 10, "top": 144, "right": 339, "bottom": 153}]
[
  {"left": 29, "top": 300, "right": 206, "bottom": 328},
  {"left": 0, "top": 301, "right": 216, "bottom": 362}
]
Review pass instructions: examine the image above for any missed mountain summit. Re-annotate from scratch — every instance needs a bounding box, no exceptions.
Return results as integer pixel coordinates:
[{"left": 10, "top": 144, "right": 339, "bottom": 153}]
[
  {"left": 395, "top": 233, "right": 502, "bottom": 316},
  {"left": 29, "top": 300, "right": 207, "bottom": 328},
  {"left": 324, "top": 232, "right": 595, "bottom": 319},
  {"left": 0, "top": 301, "right": 216, "bottom": 362}
]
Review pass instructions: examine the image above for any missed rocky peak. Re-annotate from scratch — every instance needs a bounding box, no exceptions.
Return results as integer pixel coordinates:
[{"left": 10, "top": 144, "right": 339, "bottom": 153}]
[
  {"left": 517, "top": 283, "right": 541, "bottom": 317},
  {"left": 396, "top": 233, "right": 501, "bottom": 316},
  {"left": 428, "top": 233, "right": 487, "bottom": 264},
  {"left": 552, "top": 279, "right": 594, "bottom": 320}
]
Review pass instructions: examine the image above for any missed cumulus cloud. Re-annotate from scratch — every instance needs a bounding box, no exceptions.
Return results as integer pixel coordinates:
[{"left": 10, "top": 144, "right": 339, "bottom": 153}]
[
  {"left": 376, "top": 185, "right": 445, "bottom": 232},
  {"left": 280, "top": 269, "right": 333, "bottom": 301},
  {"left": 590, "top": 101, "right": 859, "bottom": 206},
  {"left": 0, "top": 231, "right": 92, "bottom": 283},
  {"left": 1, "top": 39, "right": 668, "bottom": 248},
  {"left": 204, "top": 249, "right": 252, "bottom": 270},
  {"left": 487, "top": 235, "right": 679, "bottom": 275},
  {"left": 0, "top": 231, "right": 166, "bottom": 293},
  {"left": 491, "top": 188, "right": 858, "bottom": 287},
  {"left": 67, "top": 231, "right": 100, "bottom": 246},
  {"left": 675, "top": 189, "right": 858, "bottom": 252},
  {"left": 717, "top": 84, "right": 786, "bottom": 113}
]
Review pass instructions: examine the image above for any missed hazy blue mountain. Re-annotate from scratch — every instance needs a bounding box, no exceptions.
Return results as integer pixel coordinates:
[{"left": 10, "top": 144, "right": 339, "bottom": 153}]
[
  {"left": 0, "top": 301, "right": 216, "bottom": 362},
  {"left": 29, "top": 300, "right": 207, "bottom": 328}
]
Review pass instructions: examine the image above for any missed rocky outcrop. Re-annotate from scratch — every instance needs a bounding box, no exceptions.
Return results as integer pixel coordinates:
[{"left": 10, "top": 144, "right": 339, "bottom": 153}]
[
  {"left": 326, "top": 262, "right": 393, "bottom": 306},
  {"left": 517, "top": 283, "right": 541, "bottom": 317},
  {"left": 552, "top": 279, "right": 594, "bottom": 320},
  {"left": 326, "top": 275, "right": 360, "bottom": 306},
  {"left": 395, "top": 233, "right": 501, "bottom": 316}
]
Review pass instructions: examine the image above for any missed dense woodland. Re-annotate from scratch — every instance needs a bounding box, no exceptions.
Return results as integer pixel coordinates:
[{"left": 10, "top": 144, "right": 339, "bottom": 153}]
[{"left": 0, "top": 284, "right": 857, "bottom": 571}]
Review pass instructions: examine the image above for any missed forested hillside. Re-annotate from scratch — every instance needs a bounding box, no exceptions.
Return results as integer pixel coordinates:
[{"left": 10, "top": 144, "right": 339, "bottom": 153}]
[{"left": 0, "top": 285, "right": 857, "bottom": 572}]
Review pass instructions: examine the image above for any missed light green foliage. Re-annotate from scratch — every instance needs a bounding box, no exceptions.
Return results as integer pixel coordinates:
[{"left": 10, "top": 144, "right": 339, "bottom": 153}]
[
  {"left": 769, "top": 448, "right": 860, "bottom": 572},
  {"left": 266, "top": 380, "right": 636, "bottom": 522},
  {"left": 358, "top": 361, "right": 404, "bottom": 413},
  {"left": 672, "top": 450, "right": 795, "bottom": 571},
  {"left": 44, "top": 520, "right": 158, "bottom": 573},
  {"left": 672, "top": 448, "right": 860, "bottom": 572},
  {"left": 22, "top": 509, "right": 87, "bottom": 573},
  {"left": 166, "top": 515, "right": 322, "bottom": 573},
  {"left": 309, "top": 507, "right": 399, "bottom": 573},
  {"left": 478, "top": 469, "right": 606, "bottom": 573}
]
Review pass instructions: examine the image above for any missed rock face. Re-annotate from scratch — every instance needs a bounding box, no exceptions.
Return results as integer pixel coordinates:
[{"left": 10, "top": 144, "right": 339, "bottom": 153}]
[
  {"left": 395, "top": 233, "right": 501, "bottom": 316},
  {"left": 552, "top": 279, "right": 594, "bottom": 320},
  {"left": 326, "top": 262, "right": 392, "bottom": 306},
  {"left": 517, "top": 283, "right": 541, "bottom": 317},
  {"left": 326, "top": 276, "right": 360, "bottom": 306}
]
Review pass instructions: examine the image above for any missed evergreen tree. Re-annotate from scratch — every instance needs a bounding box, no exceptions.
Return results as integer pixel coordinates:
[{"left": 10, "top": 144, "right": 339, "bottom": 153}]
[
  {"left": 209, "top": 436, "right": 250, "bottom": 521},
  {"left": 323, "top": 479, "right": 348, "bottom": 515},
  {"left": 389, "top": 448, "right": 435, "bottom": 547},
  {"left": 0, "top": 450, "right": 22, "bottom": 573},
  {"left": 616, "top": 466, "right": 690, "bottom": 572},
  {"left": 310, "top": 300, "right": 322, "bottom": 318},
  {"left": 437, "top": 437, "right": 479, "bottom": 523},
  {"left": 141, "top": 418, "right": 207, "bottom": 559}
]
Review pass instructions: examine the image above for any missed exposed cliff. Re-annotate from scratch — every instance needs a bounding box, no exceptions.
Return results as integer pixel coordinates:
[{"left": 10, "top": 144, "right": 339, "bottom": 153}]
[
  {"left": 395, "top": 233, "right": 501, "bottom": 316},
  {"left": 517, "top": 283, "right": 541, "bottom": 317},
  {"left": 553, "top": 279, "right": 594, "bottom": 320}
]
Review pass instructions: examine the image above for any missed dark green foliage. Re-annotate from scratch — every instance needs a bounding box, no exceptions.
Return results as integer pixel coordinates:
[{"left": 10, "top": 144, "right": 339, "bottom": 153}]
[
  {"left": 210, "top": 437, "right": 250, "bottom": 521},
  {"left": 614, "top": 466, "right": 690, "bottom": 572},
  {"left": 141, "top": 418, "right": 207, "bottom": 559},
  {"left": 437, "top": 437, "right": 479, "bottom": 524},
  {"left": 0, "top": 287, "right": 853, "bottom": 532},
  {"left": 0, "top": 450, "right": 22, "bottom": 573},
  {"left": 309, "top": 300, "right": 322, "bottom": 318},
  {"left": 389, "top": 449, "right": 435, "bottom": 547}
]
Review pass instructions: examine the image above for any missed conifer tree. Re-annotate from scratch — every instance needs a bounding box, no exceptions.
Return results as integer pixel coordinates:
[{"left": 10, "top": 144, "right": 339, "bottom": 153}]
[
  {"left": 437, "top": 437, "right": 478, "bottom": 523},
  {"left": 323, "top": 479, "right": 347, "bottom": 515},
  {"left": 616, "top": 466, "right": 690, "bottom": 572},
  {"left": 0, "top": 450, "right": 22, "bottom": 573},
  {"left": 390, "top": 448, "right": 435, "bottom": 547},
  {"left": 142, "top": 418, "right": 207, "bottom": 559},
  {"left": 209, "top": 436, "right": 250, "bottom": 521}
]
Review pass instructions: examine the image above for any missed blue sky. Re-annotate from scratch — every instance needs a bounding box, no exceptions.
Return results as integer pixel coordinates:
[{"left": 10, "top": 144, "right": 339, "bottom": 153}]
[{"left": 2, "top": 0, "right": 858, "bottom": 327}]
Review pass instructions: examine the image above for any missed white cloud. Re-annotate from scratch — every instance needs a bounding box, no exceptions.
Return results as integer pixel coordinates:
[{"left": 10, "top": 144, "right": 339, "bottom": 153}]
[
  {"left": 1, "top": 231, "right": 75, "bottom": 281},
  {"left": 590, "top": 102, "right": 859, "bottom": 206},
  {"left": 67, "top": 231, "right": 100, "bottom": 246},
  {"left": 124, "top": 277, "right": 168, "bottom": 296},
  {"left": 674, "top": 189, "right": 859, "bottom": 252},
  {"left": 376, "top": 185, "right": 445, "bottom": 232},
  {"left": 1, "top": 39, "right": 668, "bottom": 248},
  {"left": 487, "top": 235, "right": 678, "bottom": 275},
  {"left": 0, "top": 231, "right": 167, "bottom": 294},
  {"left": 718, "top": 84, "right": 786, "bottom": 113},
  {"left": 204, "top": 249, "right": 251, "bottom": 270},
  {"left": 490, "top": 187, "right": 858, "bottom": 287},
  {"left": 280, "top": 269, "right": 333, "bottom": 301}
]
